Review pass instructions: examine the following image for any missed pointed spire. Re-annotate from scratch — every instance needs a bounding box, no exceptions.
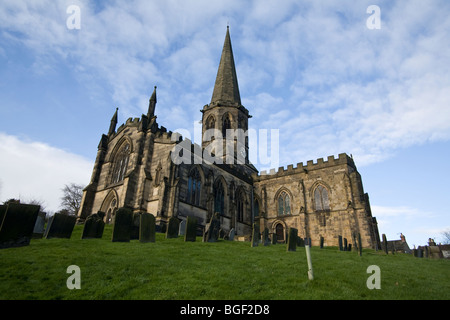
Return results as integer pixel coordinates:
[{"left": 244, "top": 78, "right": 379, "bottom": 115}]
[
  {"left": 108, "top": 107, "right": 118, "bottom": 136},
  {"left": 147, "top": 86, "right": 157, "bottom": 118},
  {"left": 210, "top": 26, "right": 241, "bottom": 107}
]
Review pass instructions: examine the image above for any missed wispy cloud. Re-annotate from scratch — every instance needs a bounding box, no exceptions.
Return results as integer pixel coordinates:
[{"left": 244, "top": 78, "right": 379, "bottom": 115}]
[{"left": 0, "top": 132, "right": 93, "bottom": 212}]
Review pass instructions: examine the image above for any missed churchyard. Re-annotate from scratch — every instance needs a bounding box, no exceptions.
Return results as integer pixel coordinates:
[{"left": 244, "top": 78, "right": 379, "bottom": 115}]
[{"left": 0, "top": 205, "right": 449, "bottom": 300}]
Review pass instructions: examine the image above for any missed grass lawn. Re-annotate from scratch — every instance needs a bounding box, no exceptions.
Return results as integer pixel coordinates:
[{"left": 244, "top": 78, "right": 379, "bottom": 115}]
[{"left": 0, "top": 225, "right": 449, "bottom": 300}]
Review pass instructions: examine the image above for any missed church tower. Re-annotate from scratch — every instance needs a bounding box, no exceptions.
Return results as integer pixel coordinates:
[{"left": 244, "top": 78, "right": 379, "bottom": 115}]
[{"left": 201, "top": 27, "right": 252, "bottom": 165}]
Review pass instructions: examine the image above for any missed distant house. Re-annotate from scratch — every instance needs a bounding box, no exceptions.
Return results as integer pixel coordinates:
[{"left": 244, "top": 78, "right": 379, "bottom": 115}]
[{"left": 381, "top": 233, "right": 411, "bottom": 254}]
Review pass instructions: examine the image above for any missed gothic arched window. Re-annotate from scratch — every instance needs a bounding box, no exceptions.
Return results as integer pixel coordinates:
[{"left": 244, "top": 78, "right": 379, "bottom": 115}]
[
  {"left": 222, "top": 114, "right": 231, "bottom": 137},
  {"left": 237, "top": 190, "right": 245, "bottom": 222},
  {"left": 277, "top": 191, "right": 291, "bottom": 215},
  {"left": 314, "top": 185, "right": 330, "bottom": 211},
  {"left": 187, "top": 168, "right": 202, "bottom": 206},
  {"left": 214, "top": 180, "right": 225, "bottom": 216},
  {"left": 111, "top": 142, "right": 130, "bottom": 184},
  {"left": 206, "top": 115, "right": 216, "bottom": 130}
]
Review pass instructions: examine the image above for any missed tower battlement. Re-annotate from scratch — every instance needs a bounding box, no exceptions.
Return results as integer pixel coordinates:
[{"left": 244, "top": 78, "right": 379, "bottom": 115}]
[{"left": 255, "top": 153, "right": 355, "bottom": 180}]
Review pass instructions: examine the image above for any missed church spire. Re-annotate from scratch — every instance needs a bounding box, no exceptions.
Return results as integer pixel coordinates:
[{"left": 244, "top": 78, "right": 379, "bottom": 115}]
[
  {"left": 147, "top": 86, "right": 157, "bottom": 118},
  {"left": 210, "top": 26, "right": 241, "bottom": 107},
  {"left": 108, "top": 107, "right": 118, "bottom": 136}
]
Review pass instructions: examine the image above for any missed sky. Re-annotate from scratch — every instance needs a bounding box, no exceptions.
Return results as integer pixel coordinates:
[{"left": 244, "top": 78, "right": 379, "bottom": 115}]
[{"left": 0, "top": 0, "right": 449, "bottom": 247}]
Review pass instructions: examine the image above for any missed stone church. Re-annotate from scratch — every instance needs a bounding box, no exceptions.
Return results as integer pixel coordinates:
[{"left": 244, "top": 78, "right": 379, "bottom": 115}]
[{"left": 78, "top": 27, "right": 381, "bottom": 249}]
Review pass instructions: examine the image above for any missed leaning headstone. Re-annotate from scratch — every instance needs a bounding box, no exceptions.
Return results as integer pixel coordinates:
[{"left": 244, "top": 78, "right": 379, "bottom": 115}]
[
  {"left": 382, "top": 234, "right": 388, "bottom": 254},
  {"left": 251, "top": 222, "right": 260, "bottom": 247},
  {"left": 166, "top": 217, "right": 180, "bottom": 239},
  {"left": 32, "top": 211, "right": 46, "bottom": 239},
  {"left": 203, "top": 212, "right": 221, "bottom": 242},
  {"left": 287, "top": 227, "right": 298, "bottom": 252},
  {"left": 0, "top": 203, "right": 40, "bottom": 249},
  {"left": 179, "top": 219, "right": 186, "bottom": 236},
  {"left": 82, "top": 212, "right": 105, "bottom": 239},
  {"left": 338, "top": 235, "right": 343, "bottom": 251},
  {"left": 45, "top": 213, "right": 77, "bottom": 239},
  {"left": 139, "top": 213, "right": 155, "bottom": 243},
  {"left": 228, "top": 228, "right": 235, "bottom": 241},
  {"left": 184, "top": 216, "right": 197, "bottom": 242},
  {"left": 111, "top": 207, "right": 133, "bottom": 242}
]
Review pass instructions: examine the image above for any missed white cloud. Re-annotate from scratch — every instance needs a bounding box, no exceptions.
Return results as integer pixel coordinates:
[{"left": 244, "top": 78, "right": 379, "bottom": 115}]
[{"left": 0, "top": 133, "right": 93, "bottom": 213}]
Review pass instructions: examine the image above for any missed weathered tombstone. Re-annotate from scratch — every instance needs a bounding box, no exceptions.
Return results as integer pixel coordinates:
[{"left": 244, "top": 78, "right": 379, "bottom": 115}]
[
  {"left": 251, "top": 222, "right": 260, "bottom": 247},
  {"left": 348, "top": 243, "right": 352, "bottom": 251},
  {"left": 32, "top": 211, "right": 46, "bottom": 239},
  {"left": 344, "top": 238, "right": 348, "bottom": 251},
  {"left": 203, "top": 212, "right": 221, "bottom": 242},
  {"left": 320, "top": 236, "right": 324, "bottom": 249},
  {"left": 297, "top": 237, "right": 305, "bottom": 247},
  {"left": 139, "top": 213, "right": 155, "bottom": 243},
  {"left": 228, "top": 228, "right": 235, "bottom": 241},
  {"left": 358, "top": 233, "right": 363, "bottom": 256},
  {"left": 166, "top": 217, "right": 180, "bottom": 239},
  {"left": 179, "top": 219, "right": 186, "bottom": 236},
  {"left": 262, "top": 228, "right": 270, "bottom": 246},
  {"left": 271, "top": 233, "right": 277, "bottom": 245},
  {"left": 111, "top": 207, "right": 133, "bottom": 242},
  {"left": 287, "top": 227, "right": 298, "bottom": 252},
  {"left": 45, "top": 213, "right": 77, "bottom": 239},
  {"left": 382, "top": 234, "right": 388, "bottom": 254},
  {"left": 184, "top": 216, "right": 197, "bottom": 242},
  {"left": 338, "top": 235, "right": 343, "bottom": 251},
  {"left": 0, "top": 203, "right": 40, "bottom": 249},
  {"left": 82, "top": 211, "right": 105, "bottom": 239},
  {"left": 130, "top": 212, "right": 141, "bottom": 240}
]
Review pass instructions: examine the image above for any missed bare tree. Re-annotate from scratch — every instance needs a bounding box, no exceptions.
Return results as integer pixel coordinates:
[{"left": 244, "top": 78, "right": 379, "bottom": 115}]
[
  {"left": 60, "top": 183, "right": 84, "bottom": 216},
  {"left": 441, "top": 230, "right": 450, "bottom": 244}
]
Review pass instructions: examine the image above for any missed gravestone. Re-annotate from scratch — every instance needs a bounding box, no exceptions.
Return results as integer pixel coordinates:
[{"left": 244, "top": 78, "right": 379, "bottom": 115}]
[
  {"left": 262, "top": 228, "right": 270, "bottom": 246},
  {"left": 358, "top": 233, "right": 363, "bottom": 256},
  {"left": 45, "top": 213, "right": 77, "bottom": 239},
  {"left": 166, "top": 217, "right": 180, "bottom": 239},
  {"left": 344, "top": 238, "right": 348, "bottom": 251},
  {"left": 179, "top": 219, "right": 186, "bottom": 236},
  {"left": 130, "top": 212, "right": 141, "bottom": 240},
  {"left": 348, "top": 244, "right": 352, "bottom": 251},
  {"left": 139, "top": 213, "right": 155, "bottom": 243},
  {"left": 297, "top": 237, "right": 305, "bottom": 247},
  {"left": 271, "top": 233, "right": 277, "bottom": 245},
  {"left": 287, "top": 227, "right": 298, "bottom": 252},
  {"left": 184, "top": 216, "right": 197, "bottom": 242},
  {"left": 203, "top": 212, "right": 221, "bottom": 242},
  {"left": 0, "top": 203, "right": 40, "bottom": 249},
  {"left": 111, "top": 207, "right": 133, "bottom": 242},
  {"left": 82, "top": 211, "right": 105, "bottom": 239},
  {"left": 251, "top": 222, "right": 260, "bottom": 247},
  {"left": 32, "top": 211, "right": 46, "bottom": 239},
  {"left": 382, "top": 234, "right": 388, "bottom": 254},
  {"left": 320, "top": 236, "right": 324, "bottom": 249},
  {"left": 228, "top": 228, "right": 235, "bottom": 241},
  {"left": 338, "top": 235, "right": 343, "bottom": 251}
]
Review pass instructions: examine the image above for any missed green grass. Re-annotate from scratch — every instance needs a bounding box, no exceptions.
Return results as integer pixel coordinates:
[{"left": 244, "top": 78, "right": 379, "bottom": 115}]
[{"left": 1, "top": 225, "right": 449, "bottom": 300}]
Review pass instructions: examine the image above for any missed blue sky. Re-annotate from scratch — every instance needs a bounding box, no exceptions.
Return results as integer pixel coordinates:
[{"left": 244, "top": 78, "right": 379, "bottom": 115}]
[{"left": 0, "top": 0, "right": 449, "bottom": 247}]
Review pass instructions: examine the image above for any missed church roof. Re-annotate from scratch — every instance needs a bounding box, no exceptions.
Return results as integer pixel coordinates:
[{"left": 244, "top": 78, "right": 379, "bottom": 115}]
[{"left": 210, "top": 27, "right": 241, "bottom": 107}]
